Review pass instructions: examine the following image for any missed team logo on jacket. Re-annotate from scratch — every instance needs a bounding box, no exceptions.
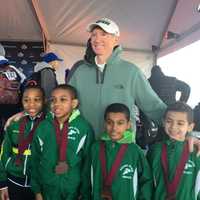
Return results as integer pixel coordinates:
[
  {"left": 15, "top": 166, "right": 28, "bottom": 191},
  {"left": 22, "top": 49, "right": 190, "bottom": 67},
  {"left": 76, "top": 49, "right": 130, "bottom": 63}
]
[
  {"left": 120, "top": 164, "right": 134, "bottom": 179},
  {"left": 68, "top": 127, "right": 80, "bottom": 140},
  {"left": 184, "top": 160, "right": 195, "bottom": 175}
]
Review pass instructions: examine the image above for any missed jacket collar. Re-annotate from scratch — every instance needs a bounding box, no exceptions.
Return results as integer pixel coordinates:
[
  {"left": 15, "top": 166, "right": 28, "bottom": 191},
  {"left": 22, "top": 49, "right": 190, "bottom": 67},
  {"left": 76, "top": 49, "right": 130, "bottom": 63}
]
[
  {"left": 23, "top": 111, "right": 44, "bottom": 121},
  {"left": 85, "top": 45, "right": 123, "bottom": 66},
  {"left": 101, "top": 129, "right": 135, "bottom": 144},
  {"left": 47, "top": 109, "right": 80, "bottom": 123}
]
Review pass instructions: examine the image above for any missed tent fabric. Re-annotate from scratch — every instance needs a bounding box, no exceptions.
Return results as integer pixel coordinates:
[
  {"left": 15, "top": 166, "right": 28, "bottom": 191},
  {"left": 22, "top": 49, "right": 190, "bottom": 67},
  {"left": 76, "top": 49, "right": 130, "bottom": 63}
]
[
  {"left": 0, "top": 0, "right": 200, "bottom": 77},
  {"left": 49, "top": 44, "right": 154, "bottom": 83},
  {"left": 0, "top": 1, "right": 41, "bottom": 41}
]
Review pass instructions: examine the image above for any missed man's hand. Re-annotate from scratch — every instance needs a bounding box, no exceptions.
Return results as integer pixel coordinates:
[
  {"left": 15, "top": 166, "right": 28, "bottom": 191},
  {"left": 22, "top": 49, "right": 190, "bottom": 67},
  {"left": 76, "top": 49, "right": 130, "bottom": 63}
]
[
  {"left": 187, "top": 136, "right": 200, "bottom": 156},
  {"left": 4, "top": 112, "right": 24, "bottom": 130},
  {"left": 0, "top": 188, "right": 9, "bottom": 200},
  {"left": 35, "top": 193, "right": 43, "bottom": 200}
]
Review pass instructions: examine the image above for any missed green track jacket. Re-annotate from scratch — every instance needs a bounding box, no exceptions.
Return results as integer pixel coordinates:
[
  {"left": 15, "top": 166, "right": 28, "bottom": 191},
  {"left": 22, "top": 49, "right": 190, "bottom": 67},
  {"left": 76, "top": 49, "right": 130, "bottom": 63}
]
[
  {"left": 30, "top": 110, "right": 94, "bottom": 200},
  {"left": 0, "top": 114, "right": 43, "bottom": 188},
  {"left": 147, "top": 139, "right": 200, "bottom": 200},
  {"left": 91, "top": 131, "right": 152, "bottom": 200}
]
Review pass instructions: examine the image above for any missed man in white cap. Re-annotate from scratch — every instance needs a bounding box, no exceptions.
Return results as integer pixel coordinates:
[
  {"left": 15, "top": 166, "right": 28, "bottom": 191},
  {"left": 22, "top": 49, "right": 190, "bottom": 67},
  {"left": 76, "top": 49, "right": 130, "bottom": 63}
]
[
  {"left": 25, "top": 52, "right": 63, "bottom": 100},
  {"left": 67, "top": 19, "right": 200, "bottom": 199},
  {"left": 68, "top": 17, "right": 167, "bottom": 138}
]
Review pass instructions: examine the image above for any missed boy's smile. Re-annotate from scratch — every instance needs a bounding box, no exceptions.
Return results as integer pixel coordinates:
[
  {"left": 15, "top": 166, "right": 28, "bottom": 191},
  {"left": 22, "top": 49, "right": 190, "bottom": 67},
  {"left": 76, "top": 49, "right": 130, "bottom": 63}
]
[
  {"left": 22, "top": 88, "right": 44, "bottom": 117},
  {"left": 164, "top": 111, "right": 194, "bottom": 141}
]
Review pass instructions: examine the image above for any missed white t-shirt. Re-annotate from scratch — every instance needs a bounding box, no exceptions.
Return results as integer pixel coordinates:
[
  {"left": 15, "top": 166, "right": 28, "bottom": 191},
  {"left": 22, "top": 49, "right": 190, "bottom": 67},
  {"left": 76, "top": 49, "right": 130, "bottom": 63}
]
[{"left": 95, "top": 56, "right": 105, "bottom": 72}]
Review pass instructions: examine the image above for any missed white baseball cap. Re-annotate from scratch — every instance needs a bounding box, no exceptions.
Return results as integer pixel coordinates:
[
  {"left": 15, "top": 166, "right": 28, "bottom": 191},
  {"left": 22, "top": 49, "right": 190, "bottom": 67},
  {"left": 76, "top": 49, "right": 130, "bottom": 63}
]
[{"left": 87, "top": 18, "right": 120, "bottom": 36}]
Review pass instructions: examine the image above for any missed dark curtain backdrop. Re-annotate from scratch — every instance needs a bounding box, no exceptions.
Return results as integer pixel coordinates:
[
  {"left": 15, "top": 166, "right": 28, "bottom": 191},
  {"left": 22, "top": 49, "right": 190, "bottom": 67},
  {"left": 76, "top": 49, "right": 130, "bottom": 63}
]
[{"left": 1, "top": 41, "right": 44, "bottom": 77}]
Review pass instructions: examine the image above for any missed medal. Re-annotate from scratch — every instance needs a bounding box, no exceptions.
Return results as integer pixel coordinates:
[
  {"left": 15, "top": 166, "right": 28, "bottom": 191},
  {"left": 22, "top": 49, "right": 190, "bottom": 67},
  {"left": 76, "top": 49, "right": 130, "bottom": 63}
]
[
  {"left": 54, "top": 119, "right": 69, "bottom": 174},
  {"left": 55, "top": 161, "right": 69, "bottom": 174},
  {"left": 101, "top": 185, "right": 112, "bottom": 200},
  {"left": 165, "top": 193, "right": 176, "bottom": 200}
]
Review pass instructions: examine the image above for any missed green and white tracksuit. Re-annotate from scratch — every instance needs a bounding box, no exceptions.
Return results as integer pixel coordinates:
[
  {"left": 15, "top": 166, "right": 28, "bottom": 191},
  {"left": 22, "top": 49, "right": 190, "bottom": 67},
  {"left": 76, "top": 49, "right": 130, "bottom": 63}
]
[
  {"left": 0, "top": 113, "right": 43, "bottom": 189},
  {"left": 91, "top": 130, "right": 152, "bottom": 200},
  {"left": 30, "top": 109, "right": 94, "bottom": 200},
  {"left": 147, "top": 139, "right": 200, "bottom": 200}
]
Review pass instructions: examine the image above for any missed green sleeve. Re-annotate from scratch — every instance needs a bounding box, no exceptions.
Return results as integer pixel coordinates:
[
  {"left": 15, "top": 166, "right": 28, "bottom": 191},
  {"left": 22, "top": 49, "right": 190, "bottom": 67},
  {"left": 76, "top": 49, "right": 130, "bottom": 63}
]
[
  {"left": 90, "top": 142, "right": 101, "bottom": 199},
  {"left": 79, "top": 125, "right": 95, "bottom": 200},
  {"left": 146, "top": 145, "right": 156, "bottom": 166},
  {"left": 30, "top": 135, "right": 42, "bottom": 194},
  {"left": 133, "top": 70, "right": 167, "bottom": 125},
  {"left": 0, "top": 126, "right": 13, "bottom": 187},
  {"left": 136, "top": 147, "right": 153, "bottom": 200}
]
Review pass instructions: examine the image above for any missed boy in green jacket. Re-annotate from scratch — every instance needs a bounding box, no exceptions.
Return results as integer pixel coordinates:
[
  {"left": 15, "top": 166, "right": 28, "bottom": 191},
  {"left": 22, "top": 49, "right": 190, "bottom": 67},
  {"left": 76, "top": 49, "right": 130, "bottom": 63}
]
[
  {"left": 91, "top": 103, "right": 152, "bottom": 200},
  {"left": 147, "top": 101, "right": 200, "bottom": 200},
  {"left": 30, "top": 84, "right": 94, "bottom": 200},
  {"left": 0, "top": 85, "right": 46, "bottom": 200}
]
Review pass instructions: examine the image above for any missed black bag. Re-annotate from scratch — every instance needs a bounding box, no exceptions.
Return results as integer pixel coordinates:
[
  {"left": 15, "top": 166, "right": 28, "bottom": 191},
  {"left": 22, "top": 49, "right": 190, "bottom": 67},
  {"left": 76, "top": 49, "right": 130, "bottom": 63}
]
[{"left": 136, "top": 111, "right": 160, "bottom": 148}]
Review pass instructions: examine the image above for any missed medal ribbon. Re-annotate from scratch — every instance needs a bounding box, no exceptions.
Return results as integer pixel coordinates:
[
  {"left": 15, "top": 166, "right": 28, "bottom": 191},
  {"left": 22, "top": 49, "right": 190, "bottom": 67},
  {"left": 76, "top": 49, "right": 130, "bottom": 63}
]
[
  {"left": 161, "top": 142, "right": 189, "bottom": 199},
  {"left": 54, "top": 119, "right": 68, "bottom": 162},
  {"left": 16, "top": 113, "right": 45, "bottom": 165},
  {"left": 100, "top": 141, "right": 128, "bottom": 186}
]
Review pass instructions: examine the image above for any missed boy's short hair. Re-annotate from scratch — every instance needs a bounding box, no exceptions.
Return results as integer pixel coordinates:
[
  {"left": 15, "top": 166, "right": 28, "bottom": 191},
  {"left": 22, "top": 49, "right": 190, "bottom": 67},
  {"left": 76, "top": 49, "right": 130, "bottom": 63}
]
[
  {"left": 23, "top": 85, "right": 46, "bottom": 100},
  {"left": 164, "top": 101, "right": 194, "bottom": 123},
  {"left": 104, "top": 103, "right": 130, "bottom": 121},
  {"left": 52, "top": 84, "right": 78, "bottom": 99}
]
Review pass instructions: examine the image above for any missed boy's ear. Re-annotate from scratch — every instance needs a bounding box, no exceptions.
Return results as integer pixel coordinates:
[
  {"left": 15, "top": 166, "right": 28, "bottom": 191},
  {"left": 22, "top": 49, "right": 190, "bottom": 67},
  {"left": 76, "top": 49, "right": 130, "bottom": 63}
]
[
  {"left": 72, "top": 99, "right": 79, "bottom": 109},
  {"left": 188, "top": 122, "right": 195, "bottom": 132}
]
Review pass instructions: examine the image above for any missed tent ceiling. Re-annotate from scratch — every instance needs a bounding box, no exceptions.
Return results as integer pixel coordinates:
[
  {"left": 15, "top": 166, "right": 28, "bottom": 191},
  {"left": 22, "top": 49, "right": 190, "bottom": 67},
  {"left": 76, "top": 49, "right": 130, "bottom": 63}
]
[
  {"left": 0, "top": 0, "right": 200, "bottom": 56},
  {"left": 0, "top": 0, "right": 41, "bottom": 41}
]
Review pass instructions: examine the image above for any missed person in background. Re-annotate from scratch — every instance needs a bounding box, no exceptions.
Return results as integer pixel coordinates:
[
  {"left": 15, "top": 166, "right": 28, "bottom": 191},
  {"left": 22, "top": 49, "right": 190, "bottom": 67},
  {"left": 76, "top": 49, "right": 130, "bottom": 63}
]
[
  {"left": 145, "top": 65, "right": 191, "bottom": 146},
  {"left": 30, "top": 84, "right": 94, "bottom": 200},
  {"left": 68, "top": 17, "right": 167, "bottom": 138},
  {"left": 0, "top": 56, "right": 26, "bottom": 143},
  {"left": 147, "top": 101, "right": 200, "bottom": 200},
  {"left": 91, "top": 103, "right": 152, "bottom": 200},
  {"left": 26, "top": 52, "right": 63, "bottom": 100},
  {"left": 148, "top": 65, "right": 191, "bottom": 105},
  {"left": 0, "top": 86, "right": 46, "bottom": 200}
]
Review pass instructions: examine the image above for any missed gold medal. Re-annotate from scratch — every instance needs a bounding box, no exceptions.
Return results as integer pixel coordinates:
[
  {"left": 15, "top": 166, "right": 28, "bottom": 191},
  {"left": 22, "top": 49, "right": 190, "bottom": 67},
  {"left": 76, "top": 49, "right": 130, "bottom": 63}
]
[
  {"left": 166, "top": 193, "right": 176, "bottom": 200},
  {"left": 101, "top": 185, "right": 112, "bottom": 200},
  {"left": 55, "top": 161, "right": 68, "bottom": 174}
]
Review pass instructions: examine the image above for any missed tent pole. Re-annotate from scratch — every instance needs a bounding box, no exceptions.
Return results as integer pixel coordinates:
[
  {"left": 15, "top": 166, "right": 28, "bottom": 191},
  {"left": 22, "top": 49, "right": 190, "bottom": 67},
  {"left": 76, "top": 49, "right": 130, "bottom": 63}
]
[{"left": 32, "top": 0, "right": 50, "bottom": 52}]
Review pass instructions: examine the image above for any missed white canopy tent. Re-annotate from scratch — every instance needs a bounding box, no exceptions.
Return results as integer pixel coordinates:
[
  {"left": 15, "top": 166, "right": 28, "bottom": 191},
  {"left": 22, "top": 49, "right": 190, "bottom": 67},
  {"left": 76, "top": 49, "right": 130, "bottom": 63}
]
[{"left": 0, "top": 0, "right": 200, "bottom": 82}]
